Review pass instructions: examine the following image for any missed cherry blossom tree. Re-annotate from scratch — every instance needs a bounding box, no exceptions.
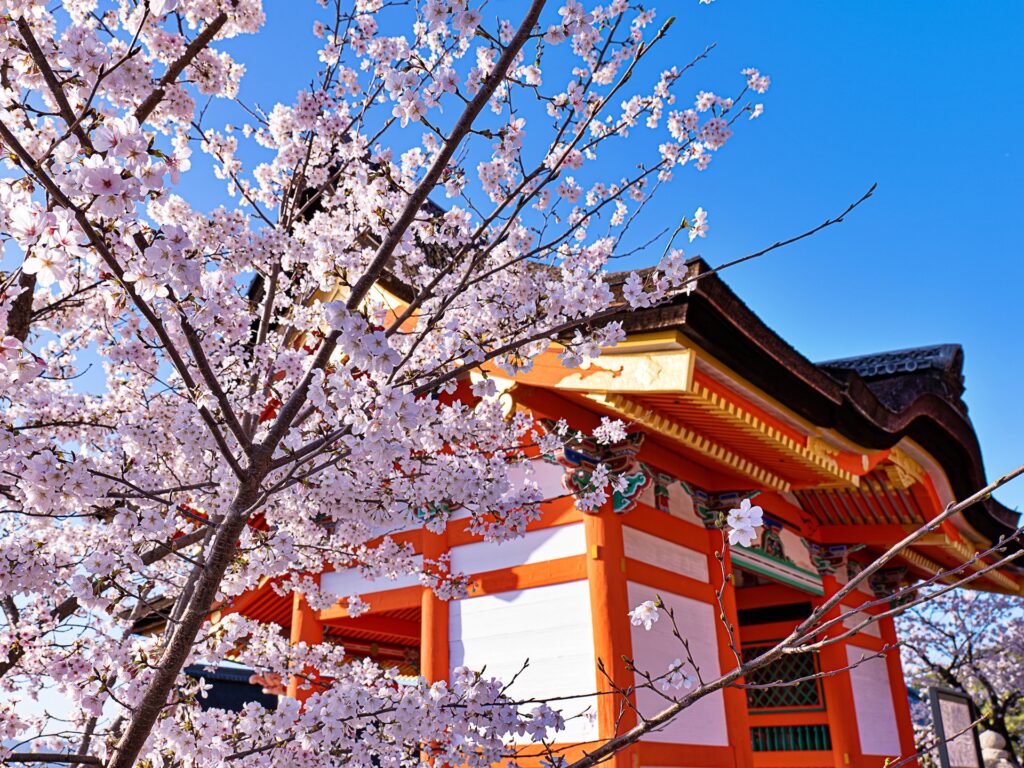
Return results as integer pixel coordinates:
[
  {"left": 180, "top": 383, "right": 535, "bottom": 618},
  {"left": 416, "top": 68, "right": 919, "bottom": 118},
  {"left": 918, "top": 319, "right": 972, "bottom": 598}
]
[
  {"left": 1, "top": 1, "right": 1019, "bottom": 768},
  {"left": 0, "top": 0, "right": 781, "bottom": 765},
  {"left": 900, "top": 589, "right": 1024, "bottom": 763}
]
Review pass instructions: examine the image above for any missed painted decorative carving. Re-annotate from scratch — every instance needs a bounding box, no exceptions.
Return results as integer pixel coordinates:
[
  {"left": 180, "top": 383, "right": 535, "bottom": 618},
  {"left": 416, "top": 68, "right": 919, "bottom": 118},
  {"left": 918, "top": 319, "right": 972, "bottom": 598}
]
[
  {"left": 805, "top": 542, "right": 866, "bottom": 577},
  {"left": 416, "top": 500, "right": 451, "bottom": 523},
  {"left": 759, "top": 518, "right": 787, "bottom": 561},
  {"left": 541, "top": 420, "right": 651, "bottom": 514},
  {"left": 652, "top": 470, "right": 673, "bottom": 514},
  {"left": 674, "top": 483, "right": 826, "bottom": 594},
  {"left": 884, "top": 447, "right": 925, "bottom": 490},
  {"left": 869, "top": 566, "right": 909, "bottom": 599},
  {"left": 847, "top": 558, "right": 865, "bottom": 583}
]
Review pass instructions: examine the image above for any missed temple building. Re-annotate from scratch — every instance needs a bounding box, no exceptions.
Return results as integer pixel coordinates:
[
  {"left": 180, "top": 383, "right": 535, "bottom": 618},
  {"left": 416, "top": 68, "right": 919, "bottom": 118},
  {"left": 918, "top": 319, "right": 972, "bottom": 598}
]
[{"left": 221, "top": 259, "right": 1021, "bottom": 768}]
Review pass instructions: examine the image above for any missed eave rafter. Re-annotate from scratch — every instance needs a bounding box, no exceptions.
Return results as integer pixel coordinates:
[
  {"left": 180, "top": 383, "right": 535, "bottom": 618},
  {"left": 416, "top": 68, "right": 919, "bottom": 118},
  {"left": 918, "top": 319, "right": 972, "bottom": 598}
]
[
  {"left": 899, "top": 547, "right": 958, "bottom": 586},
  {"left": 584, "top": 391, "right": 792, "bottom": 492},
  {"left": 880, "top": 538, "right": 1019, "bottom": 594},
  {"left": 937, "top": 535, "right": 1020, "bottom": 593},
  {"left": 679, "top": 378, "right": 861, "bottom": 487}
]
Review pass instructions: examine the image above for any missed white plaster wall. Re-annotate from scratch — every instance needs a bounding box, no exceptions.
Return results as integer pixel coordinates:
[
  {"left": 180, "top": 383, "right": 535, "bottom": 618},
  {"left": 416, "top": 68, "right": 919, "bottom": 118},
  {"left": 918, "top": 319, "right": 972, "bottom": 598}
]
[
  {"left": 449, "top": 523, "right": 587, "bottom": 575},
  {"left": 449, "top": 580, "right": 599, "bottom": 742},
  {"left": 512, "top": 457, "right": 569, "bottom": 501},
  {"left": 846, "top": 644, "right": 902, "bottom": 756},
  {"left": 627, "top": 582, "right": 729, "bottom": 746},
  {"left": 834, "top": 565, "right": 878, "bottom": 596},
  {"left": 638, "top": 482, "right": 657, "bottom": 509},
  {"left": 322, "top": 555, "right": 423, "bottom": 597},
  {"left": 622, "top": 526, "right": 708, "bottom": 583},
  {"left": 840, "top": 605, "right": 882, "bottom": 638}
]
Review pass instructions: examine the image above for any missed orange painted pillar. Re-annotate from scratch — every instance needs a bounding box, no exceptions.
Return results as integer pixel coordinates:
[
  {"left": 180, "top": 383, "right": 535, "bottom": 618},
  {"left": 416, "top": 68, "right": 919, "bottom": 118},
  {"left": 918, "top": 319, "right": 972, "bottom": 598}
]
[
  {"left": 583, "top": 503, "right": 637, "bottom": 768},
  {"left": 707, "top": 530, "right": 755, "bottom": 768},
  {"left": 817, "top": 576, "right": 863, "bottom": 768},
  {"left": 287, "top": 585, "right": 324, "bottom": 702},
  {"left": 421, "top": 527, "right": 450, "bottom": 683},
  {"left": 880, "top": 614, "right": 920, "bottom": 766}
]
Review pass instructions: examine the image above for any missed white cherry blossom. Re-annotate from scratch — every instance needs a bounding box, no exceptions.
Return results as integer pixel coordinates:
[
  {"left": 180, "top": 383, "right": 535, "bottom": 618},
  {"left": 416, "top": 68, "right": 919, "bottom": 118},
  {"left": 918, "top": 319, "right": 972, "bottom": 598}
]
[
  {"left": 629, "top": 599, "right": 661, "bottom": 631},
  {"left": 726, "top": 498, "right": 764, "bottom": 547}
]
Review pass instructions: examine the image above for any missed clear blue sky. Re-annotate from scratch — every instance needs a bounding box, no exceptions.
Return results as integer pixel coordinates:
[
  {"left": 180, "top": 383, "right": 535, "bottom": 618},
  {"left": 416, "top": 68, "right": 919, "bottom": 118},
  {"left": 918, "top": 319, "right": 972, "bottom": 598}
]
[
  {"left": 656, "top": 0, "right": 1024, "bottom": 512},
  {"left": 207, "top": 1, "right": 1024, "bottom": 510}
]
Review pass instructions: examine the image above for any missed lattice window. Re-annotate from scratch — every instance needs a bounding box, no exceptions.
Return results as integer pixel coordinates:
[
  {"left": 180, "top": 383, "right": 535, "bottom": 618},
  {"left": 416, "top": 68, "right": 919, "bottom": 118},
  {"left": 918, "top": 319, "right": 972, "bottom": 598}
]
[
  {"left": 741, "top": 644, "right": 823, "bottom": 710},
  {"left": 751, "top": 724, "right": 832, "bottom": 752}
]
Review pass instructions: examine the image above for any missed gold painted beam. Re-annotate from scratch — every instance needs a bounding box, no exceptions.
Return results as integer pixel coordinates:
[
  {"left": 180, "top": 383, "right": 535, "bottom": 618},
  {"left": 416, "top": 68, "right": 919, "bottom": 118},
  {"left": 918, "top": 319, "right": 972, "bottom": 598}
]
[
  {"left": 884, "top": 447, "right": 926, "bottom": 489},
  {"left": 488, "top": 348, "right": 695, "bottom": 395},
  {"left": 557, "top": 350, "right": 695, "bottom": 393},
  {"left": 601, "top": 330, "right": 690, "bottom": 355}
]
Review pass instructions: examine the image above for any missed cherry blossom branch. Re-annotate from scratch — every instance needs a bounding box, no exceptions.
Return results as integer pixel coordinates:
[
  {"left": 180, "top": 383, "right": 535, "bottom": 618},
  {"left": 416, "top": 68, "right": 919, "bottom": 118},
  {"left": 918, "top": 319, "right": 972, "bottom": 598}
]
[
  {"left": 789, "top": 530, "right": 1024, "bottom": 651},
  {"left": 0, "top": 121, "right": 246, "bottom": 479},
  {"left": 4, "top": 271, "right": 36, "bottom": 341},
  {"left": 343, "top": 0, "right": 549, "bottom": 314},
  {"left": 133, "top": 12, "right": 230, "bottom": 125},
  {"left": 3, "top": 753, "right": 103, "bottom": 765},
  {"left": 176, "top": 312, "right": 251, "bottom": 451},
  {"left": 104, "top": 483, "right": 266, "bottom": 768},
  {"left": 256, "top": 0, "right": 551, "bottom": 462},
  {"left": 789, "top": 461, "right": 1024, "bottom": 647},
  {"left": 264, "top": 182, "right": 879, "bottom": 476},
  {"left": 241, "top": 261, "right": 282, "bottom": 438},
  {"left": 0, "top": 526, "right": 207, "bottom": 680},
  {"left": 385, "top": 25, "right": 695, "bottom": 341},
  {"left": 886, "top": 713, "right": 988, "bottom": 768},
  {"left": 15, "top": 18, "right": 93, "bottom": 150},
  {"left": 695, "top": 183, "right": 878, "bottom": 284}
]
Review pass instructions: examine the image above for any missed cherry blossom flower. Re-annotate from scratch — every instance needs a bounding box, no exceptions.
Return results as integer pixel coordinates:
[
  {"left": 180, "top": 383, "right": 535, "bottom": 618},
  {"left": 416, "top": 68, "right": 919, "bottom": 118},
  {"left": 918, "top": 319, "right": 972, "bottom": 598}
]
[
  {"left": 80, "top": 156, "right": 126, "bottom": 196},
  {"left": 0, "top": 337, "right": 44, "bottom": 390},
  {"left": 629, "top": 599, "right": 661, "bottom": 631},
  {"left": 689, "top": 207, "right": 709, "bottom": 241},
  {"left": 659, "top": 659, "right": 695, "bottom": 692},
  {"left": 150, "top": 0, "right": 179, "bottom": 16},
  {"left": 346, "top": 595, "right": 370, "bottom": 617},
  {"left": 742, "top": 67, "right": 772, "bottom": 94},
  {"left": 21, "top": 251, "right": 67, "bottom": 288},
  {"left": 594, "top": 417, "right": 627, "bottom": 445},
  {"left": 726, "top": 498, "right": 764, "bottom": 547}
]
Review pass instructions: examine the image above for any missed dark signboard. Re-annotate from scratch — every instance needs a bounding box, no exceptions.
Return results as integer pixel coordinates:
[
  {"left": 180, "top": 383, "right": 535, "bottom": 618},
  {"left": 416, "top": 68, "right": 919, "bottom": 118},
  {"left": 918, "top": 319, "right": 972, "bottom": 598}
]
[{"left": 928, "top": 687, "right": 983, "bottom": 768}]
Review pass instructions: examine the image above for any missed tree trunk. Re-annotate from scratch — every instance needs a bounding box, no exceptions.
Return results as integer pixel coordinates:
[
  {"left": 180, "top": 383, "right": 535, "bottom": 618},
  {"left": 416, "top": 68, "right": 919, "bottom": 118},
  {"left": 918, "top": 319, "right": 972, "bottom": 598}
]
[{"left": 104, "top": 480, "right": 260, "bottom": 768}]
